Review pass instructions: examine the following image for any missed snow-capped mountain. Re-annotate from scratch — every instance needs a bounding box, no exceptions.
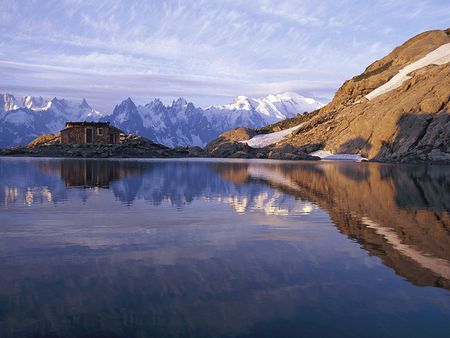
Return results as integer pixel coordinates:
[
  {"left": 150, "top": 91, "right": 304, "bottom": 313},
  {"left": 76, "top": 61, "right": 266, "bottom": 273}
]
[
  {"left": 0, "top": 92, "right": 324, "bottom": 148},
  {"left": 0, "top": 93, "right": 103, "bottom": 147},
  {"left": 105, "top": 93, "right": 324, "bottom": 147},
  {"left": 208, "top": 92, "right": 323, "bottom": 124}
]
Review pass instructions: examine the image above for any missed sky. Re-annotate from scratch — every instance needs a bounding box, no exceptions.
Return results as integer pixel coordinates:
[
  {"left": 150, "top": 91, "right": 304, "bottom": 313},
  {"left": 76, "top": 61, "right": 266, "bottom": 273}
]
[{"left": 0, "top": 0, "right": 449, "bottom": 112}]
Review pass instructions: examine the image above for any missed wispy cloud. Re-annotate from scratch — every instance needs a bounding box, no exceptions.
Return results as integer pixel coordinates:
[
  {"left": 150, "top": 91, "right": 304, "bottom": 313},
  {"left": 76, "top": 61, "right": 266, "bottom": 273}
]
[{"left": 0, "top": 0, "right": 448, "bottom": 110}]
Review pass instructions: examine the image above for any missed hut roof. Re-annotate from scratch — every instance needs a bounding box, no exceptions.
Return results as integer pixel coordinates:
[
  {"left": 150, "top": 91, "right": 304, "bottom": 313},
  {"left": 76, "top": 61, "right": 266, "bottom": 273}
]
[
  {"left": 65, "top": 121, "right": 110, "bottom": 127},
  {"left": 61, "top": 121, "right": 125, "bottom": 134}
]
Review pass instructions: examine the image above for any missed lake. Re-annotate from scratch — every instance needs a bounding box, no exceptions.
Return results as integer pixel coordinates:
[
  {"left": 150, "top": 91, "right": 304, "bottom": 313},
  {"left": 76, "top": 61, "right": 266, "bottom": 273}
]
[{"left": 0, "top": 157, "right": 449, "bottom": 337}]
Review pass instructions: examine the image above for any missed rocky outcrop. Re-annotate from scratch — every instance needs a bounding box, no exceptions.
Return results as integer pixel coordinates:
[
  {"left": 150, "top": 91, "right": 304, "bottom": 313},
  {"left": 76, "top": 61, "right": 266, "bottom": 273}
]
[
  {"left": 283, "top": 64, "right": 450, "bottom": 162},
  {"left": 27, "top": 132, "right": 61, "bottom": 147},
  {"left": 324, "top": 29, "right": 450, "bottom": 111},
  {"left": 207, "top": 29, "right": 450, "bottom": 163},
  {"left": 205, "top": 127, "right": 259, "bottom": 158},
  {"left": 282, "top": 29, "right": 450, "bottom": 163},
  {"left": 1, "top": 133, "right": 206, "bottom": 158},
  {"left": 205, "top": 127, "right": 319, "bottom": 160}
]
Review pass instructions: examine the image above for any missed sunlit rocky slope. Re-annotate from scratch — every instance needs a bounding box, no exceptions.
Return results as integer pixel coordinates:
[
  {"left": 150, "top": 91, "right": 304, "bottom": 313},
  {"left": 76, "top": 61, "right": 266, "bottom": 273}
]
[{"left": 208, "top": 29, "right": 450, "bottom": 163}]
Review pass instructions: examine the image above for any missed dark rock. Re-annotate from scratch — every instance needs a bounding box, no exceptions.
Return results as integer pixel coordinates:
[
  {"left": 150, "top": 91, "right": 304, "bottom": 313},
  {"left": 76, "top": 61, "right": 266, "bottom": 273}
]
[{"left": 232, "top": 151, "right": 251, "bottom": 158}]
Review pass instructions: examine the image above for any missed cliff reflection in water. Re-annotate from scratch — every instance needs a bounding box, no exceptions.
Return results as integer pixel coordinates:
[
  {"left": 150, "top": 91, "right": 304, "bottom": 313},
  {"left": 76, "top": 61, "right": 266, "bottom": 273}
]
[{"left": 213, "top": 161, "right": 450, "bottom": 289}]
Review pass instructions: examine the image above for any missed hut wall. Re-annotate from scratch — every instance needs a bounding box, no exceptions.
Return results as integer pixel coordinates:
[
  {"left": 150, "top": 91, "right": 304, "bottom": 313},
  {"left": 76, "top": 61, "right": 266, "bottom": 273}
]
[{"left": 60, "top": 125, "right": 120, "bottom": 145}]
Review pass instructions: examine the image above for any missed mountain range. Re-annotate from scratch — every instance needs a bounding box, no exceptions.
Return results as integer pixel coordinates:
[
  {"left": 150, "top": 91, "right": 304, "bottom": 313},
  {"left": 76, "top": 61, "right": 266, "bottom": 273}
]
[
  {"left": 0, "top": 95, "right": 103, "bottom": 147},
  {"left": 0, "top": 92, "right": 323, "bottom": 148},
  {"left": 3, "top": 29, "right": 448, "bottom": 163}
]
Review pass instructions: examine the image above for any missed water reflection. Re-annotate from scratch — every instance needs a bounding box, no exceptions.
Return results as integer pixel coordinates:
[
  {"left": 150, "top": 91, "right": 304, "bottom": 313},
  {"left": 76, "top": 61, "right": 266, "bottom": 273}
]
[
  {"left": 1, "top": 158, "right": 449, "bottom": 289},
  {"left": 0, "top": 158, "right": 449, "bottom": 337},
  {"left": 215, "top": 161, "right": 450, "bottom": 289},
  {"left": 1, "top": 159, "right": 317, "bottom": 214}
]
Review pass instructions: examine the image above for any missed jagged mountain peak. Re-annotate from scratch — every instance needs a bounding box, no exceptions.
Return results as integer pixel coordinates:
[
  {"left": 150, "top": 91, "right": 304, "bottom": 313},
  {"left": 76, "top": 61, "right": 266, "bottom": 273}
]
[
  {"left": 80, "top": 98, "right": 90, "bottom": 109},
  {"left": 122, "top": 97, "right": 135, "bottom": 105},
  {"left": 109, "top": 97, "right": 141, "bottom": 129},
  {"left": 151, "top": 98, "right": 163, "bottom": 104},
  {"left": 171, "top": 97, "right": 188, "bottom": 109},
  {"left": 49, "top": 97, "right": 67, "bottom": 108},
  {"left": 230, "top": 96, "right": 255, "bottom": 110},
  {"left": 0, "top": 91, "right": 325, "bottom": 148},
  {"left": 115, "top": 97, "right": 137, "bottom": 111},
  {"left": 51, "top": 97, "right": 64, "bottom": 103},
  {"left": 2, "top": 92, "right": 16, "bottom": 100},
  {"left": 143, "top": 98, "right": 165, "bottom": 110},
  {"left": 1, "top": 92, "right": 19, "bottom": 112},
  {"left": 23, "top": 96, "right": 47, "bottom": 109},
  {"left": 233, "top": 95, "right": 249, "bottom": 102}
]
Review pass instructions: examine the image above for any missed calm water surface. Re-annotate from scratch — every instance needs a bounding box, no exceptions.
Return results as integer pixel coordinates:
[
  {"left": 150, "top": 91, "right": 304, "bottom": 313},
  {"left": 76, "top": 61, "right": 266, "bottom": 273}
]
[{"left": 0, "top": 157, "right": 449, "bottom": 337}]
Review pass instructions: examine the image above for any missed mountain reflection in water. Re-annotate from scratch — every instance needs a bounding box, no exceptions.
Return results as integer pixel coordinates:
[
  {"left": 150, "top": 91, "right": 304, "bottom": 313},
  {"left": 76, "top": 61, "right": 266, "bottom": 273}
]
[
  {"left": 0, "top": 158, "right": 449, "bottom": 338},
  {"left": 212, "top": 161, "right": 450, "bottom": 288}
]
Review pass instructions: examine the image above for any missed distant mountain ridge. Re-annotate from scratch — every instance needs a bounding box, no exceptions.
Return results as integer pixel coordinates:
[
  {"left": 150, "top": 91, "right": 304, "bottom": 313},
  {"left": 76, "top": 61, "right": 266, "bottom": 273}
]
[
  {"left": 103, "top": 92, "right": 323, "bottom": 147},
  {"left": 0, "top": 92, "right": 324, "bottom": 148},
  {"left": 0, "top": 94, "right": 103, "bottom": 147}
]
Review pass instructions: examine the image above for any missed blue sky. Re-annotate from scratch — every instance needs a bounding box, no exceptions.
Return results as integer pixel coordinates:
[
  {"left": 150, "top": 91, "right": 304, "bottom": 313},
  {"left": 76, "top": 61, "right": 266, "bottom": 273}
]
[{"left": 0, "top": 0, "right": 449, "bottom": 111}]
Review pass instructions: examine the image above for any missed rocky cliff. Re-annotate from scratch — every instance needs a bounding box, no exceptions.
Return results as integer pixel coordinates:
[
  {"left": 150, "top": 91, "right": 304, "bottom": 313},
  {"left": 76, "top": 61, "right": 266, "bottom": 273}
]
[{"left": 208, "top": 29, "right": 450, "bottom": 163}]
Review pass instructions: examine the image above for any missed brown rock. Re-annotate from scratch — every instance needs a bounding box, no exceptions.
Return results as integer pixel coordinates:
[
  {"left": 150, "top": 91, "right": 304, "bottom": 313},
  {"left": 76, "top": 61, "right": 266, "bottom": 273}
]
[
  {"left": 27, "top": 133, "right": 61, "bottom": 147},
  {"left": 264, "top": 29, "right": 450, "bottom": 163},
  {"left": 219, "top": 127, "right": 256, "bottom": 142},
  {"left": 420, "top": 97, "right": 444, "bottom": 114}
]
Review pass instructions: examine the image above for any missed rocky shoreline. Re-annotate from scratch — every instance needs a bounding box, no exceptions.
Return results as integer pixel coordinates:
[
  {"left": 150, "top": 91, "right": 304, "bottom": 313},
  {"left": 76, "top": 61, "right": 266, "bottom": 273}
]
[
  {"left": 0, "top": 141, "right": 205, "bottom": 159},
  {"left": 0, "top": 122, "right": 447, "bottom": 163},
  {"left": 1, "top": 135, "right": 447, "bottom": 163},
  {"left": 0, "top": 141, "right": 319, "bottom": 161},
  {"left": 0, "top": 130, "right": 320, "bottom": 161}
]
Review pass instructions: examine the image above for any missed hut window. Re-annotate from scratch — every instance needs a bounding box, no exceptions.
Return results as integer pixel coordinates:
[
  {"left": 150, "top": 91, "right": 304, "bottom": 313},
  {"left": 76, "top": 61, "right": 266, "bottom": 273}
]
[{"left": 97, "top": 128, "right": 103, "bottom": 136}]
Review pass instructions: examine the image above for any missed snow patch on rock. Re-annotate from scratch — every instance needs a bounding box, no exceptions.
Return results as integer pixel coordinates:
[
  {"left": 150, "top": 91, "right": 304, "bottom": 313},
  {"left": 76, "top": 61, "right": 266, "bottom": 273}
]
[
  {"left": 366, "top": 43, "right": 450, "bottom": 100},
  {"left": 242, "top": 125, "right": 302, "bottom": 148},
  {"left": 310, "top": 150, "right": 367, "bottom": 162}
]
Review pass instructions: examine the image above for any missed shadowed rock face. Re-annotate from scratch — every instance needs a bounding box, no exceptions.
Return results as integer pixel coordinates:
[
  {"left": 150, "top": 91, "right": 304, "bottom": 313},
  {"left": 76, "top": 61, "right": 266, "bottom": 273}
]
[
  {"left": 215, "top": 162, "right": 450, "bottom": 289},
  {"left": 207, "top": 29, "right": 450, "bottom": 163}
]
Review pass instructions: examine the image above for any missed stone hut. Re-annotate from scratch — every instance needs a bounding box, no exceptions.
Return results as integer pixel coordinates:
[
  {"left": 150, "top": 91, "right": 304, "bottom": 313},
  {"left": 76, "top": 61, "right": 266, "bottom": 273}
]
[{"left": 60, "top": 122, "right": 124, "bottom": 145}]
